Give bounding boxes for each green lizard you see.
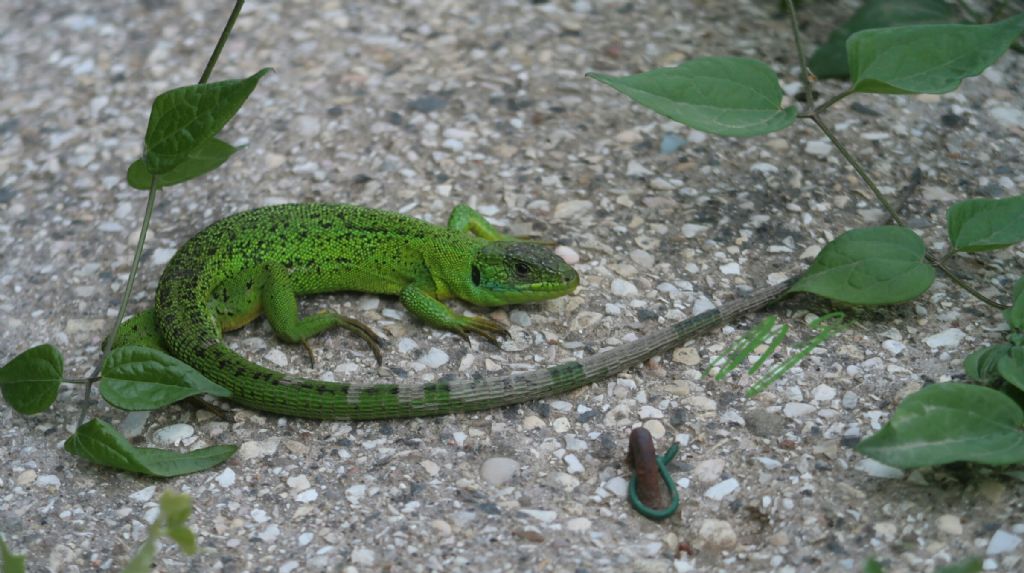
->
[115,203,793,420]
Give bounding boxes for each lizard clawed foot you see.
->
[454,316,510,348]
[338,318,385,366]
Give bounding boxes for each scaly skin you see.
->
[117,203,793,420]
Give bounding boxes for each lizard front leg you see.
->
[399,284,509,345]
[448,204,557,246]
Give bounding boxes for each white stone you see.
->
[152,248,177,265]
[397,337,418,353]
[129,486,156,503]
[520,509,558,523]
[718,262,741,275]
[259,524,280,543]
[611,279,639,297]
[523,415,546,430]
[755,457,781,469]
[604,476,629,498]
[681,224,709,238]
[215,468,236,487]
[238,438,281,460]
[783,402,816,418]
[287,475,311,490]
[550,400,573,413]
[986,530,1022,555]
[804,140,832,157]
[924,328,966,348]
[295,489,318,503]
[626,160,652,177]
[704,478,740,500]
[812,384,836,402]
[295,115,321,137]
[639,405,664,419]
[566,517,591,532]
[279,560,300,573]
[882,339,905,355]
[152,423,195,446]
[264,349,289,367]
[346,484,367,504]
[298,532,314,546]
[351,548,376,565]
[989,105,1024,129]
[698,519,738,550]
[693,459,726,484]
[552,417,571,433]
[420,348,449,368]
[555,245,580,265]
[553,200,593,219]
[481,457,520,486]
[855,459,904,479]
[750,162,778,174]
[937,514,963,535]
[564,454,584,474]
[643,420,666,439]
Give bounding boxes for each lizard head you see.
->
[465,241,579,306]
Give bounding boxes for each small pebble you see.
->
[520,509,558,523]
[604,477,629,498]
[351,548,376,566]
[611,279,639,297]
[566,517,591,532]
[783,402,816,418]
[563,454,584,474]
[882,339,905,355]
[693,458,725,484]
[924,328,966,348]
[936,514,963,535]
[698,519,738,550]
[216,468,236,488]
[129,486,156,503]
[986,530,1021,555]
[855,459,904,479]
[259,524,281,543]
[152,423,195,446]
[420,348,449,368]
[481,457,520,486]
[804,140,832,157]
[704,478,739,500]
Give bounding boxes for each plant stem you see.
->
[783,0,815,111]
[78,177,159,427]
[809,115,1008,310]
[199,0,245,85]
[77,0,247,427]
[809,115,906,225]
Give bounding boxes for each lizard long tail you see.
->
[159,271,796,420]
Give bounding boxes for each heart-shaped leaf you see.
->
[588,57,796,137]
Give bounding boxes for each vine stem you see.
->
[199,0,245,84]
[781,1,1009,311]
[77,0,247,428]
[784,0,814,112]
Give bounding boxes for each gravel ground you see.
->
[2,1,1024,572]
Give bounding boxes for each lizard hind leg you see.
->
[257,263,384,366]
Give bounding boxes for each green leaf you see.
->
[1005,276,1024,330]
[789,227,935,305]
[998,348,1024,393]
[143,68,270,175]
[935,557,982,573]
[856,383,1024,468]
[160,491,197,555]
[1,533,25,573]
[809,0,955,79]
[848,14,1024,94]
[947,196,1024,252]
[100,345,230,411]
[963,344,1011,384]
[588,57,797,137]
[128,138,237,190]
[121,539,157,573]
[64,419,237,477]
[863,558,885,573]
[0,344,63,415]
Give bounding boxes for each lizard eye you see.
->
[513,262,530,277]
[471,265,481,286]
